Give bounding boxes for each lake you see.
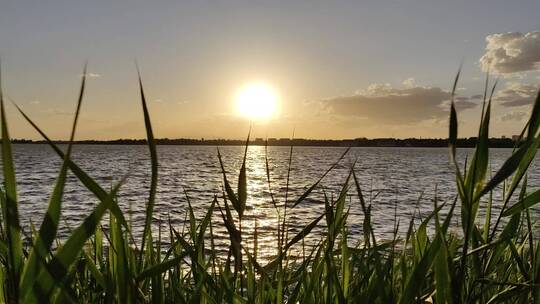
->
[6,144,536,260]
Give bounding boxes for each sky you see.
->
[0,0,539,140]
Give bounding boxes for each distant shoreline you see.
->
[10,137,519,148]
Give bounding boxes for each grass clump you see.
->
[0,65,540,303]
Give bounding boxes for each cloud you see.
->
[480,31,540,74]
[81,72,101,78]
[402,78,417,88]
[494,82,539,107]
[500,111,527,122]
[322,84,478,124]
[29,100,40,105]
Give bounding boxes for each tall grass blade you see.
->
[217,148,241,215]
[0,61,23,300]
[12,104,130,231]
[528,90,540,139]
[502,189,540,216]
[292,147,350,208]
[136,67,159,269]
[478,140,532,199]
[20,63,87,296]
[29,177,126,301]
[237,130,250,218]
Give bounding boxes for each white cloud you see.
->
[29,100,40,105]
[402,78,417,88]
[480,31,540,74]
[81,72,101,78]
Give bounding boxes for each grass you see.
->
[0,65,540,303]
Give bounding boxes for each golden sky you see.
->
[1,1,539,140]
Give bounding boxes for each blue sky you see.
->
[1,0,539,139]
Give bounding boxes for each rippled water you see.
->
[5,144,540,261]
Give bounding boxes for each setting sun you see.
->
[235,82,279,120]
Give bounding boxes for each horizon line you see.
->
[9,136,521,148]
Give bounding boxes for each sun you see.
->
[235,82,279,120]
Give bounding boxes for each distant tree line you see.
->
[10,137,520,148]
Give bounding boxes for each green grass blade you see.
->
[502,189,540,217]
[196,198,215,252]
[20,63,87,296]
[292,147,350,208]
[0,62,23,300]
[216,198,242,273]
[264,139,279,212]
[433,198,453,304]
[137,253,188,281]
[217,148,241,216]
[477,140,532,199]
[82,250,106,289]
[465,81,496,195]
[237,130,250,218]
[136,68,159,268]
[12,103,130,231]
[528,90,540,139]
[400,223,444,303]
[283,212,325,252]
[29,177,126,301]
[448,68,461,159]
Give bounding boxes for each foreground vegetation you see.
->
[1,66,540,303]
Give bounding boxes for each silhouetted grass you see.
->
[1,65,540,303]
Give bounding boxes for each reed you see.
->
[1,65,540,303]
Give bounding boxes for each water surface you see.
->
[7,144,538,260]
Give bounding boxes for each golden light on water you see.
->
[235,82,279,120]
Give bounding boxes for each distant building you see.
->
[512,135,520,141]
[501,135,506,139]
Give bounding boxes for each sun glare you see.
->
[235,82,279,120]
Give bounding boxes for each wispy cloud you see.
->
[45,108,72,116]
[494,82,539,107]
[500,111,527,122]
